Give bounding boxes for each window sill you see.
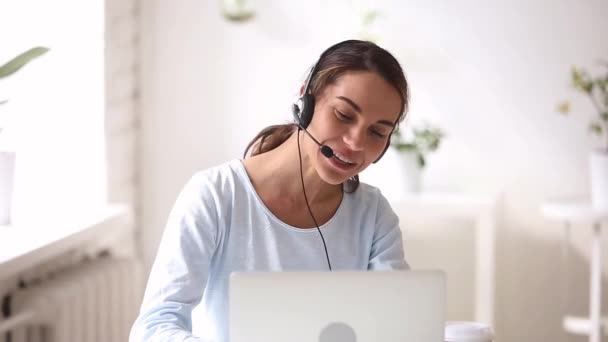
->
[0,204,134,282]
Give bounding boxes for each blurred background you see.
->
[1,0,607,341]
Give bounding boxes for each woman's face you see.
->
[305,70,403,185]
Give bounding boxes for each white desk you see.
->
[390,192,498,328]
[541,200,608,342]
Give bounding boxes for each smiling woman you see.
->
[130,40,411,342]
[0,0,106,224]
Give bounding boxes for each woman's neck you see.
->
[243,132,342,207]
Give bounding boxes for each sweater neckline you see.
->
[231,159,346,233]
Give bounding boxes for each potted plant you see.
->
[391,122,444,192]
[0,46,49,225]
[557,61,608,210]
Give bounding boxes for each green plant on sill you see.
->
[391,123,445,168]
[0,46,49,134]
[556,61,608,152]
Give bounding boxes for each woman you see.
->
[130,39,410,342]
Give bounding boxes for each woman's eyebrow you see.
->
[336,96,394,127]
[375,119,395,128]
[336,96,362,113]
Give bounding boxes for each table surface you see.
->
[541,199,608,223]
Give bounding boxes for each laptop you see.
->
[229,270,446,342]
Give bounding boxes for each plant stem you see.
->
[603,117,608,152]
[605,122,608,152]
[588,92,608,151]
[588,91,603,114]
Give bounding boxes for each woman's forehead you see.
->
[322,71,402,119]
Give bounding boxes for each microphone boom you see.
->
[296,124,335,159]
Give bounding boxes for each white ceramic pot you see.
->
[398,151,422,193]
[590,150,608,210]
[444,321,494,342]
[0,151,15,225]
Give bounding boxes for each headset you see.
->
[290,42,400,271]
[291,50,395,164]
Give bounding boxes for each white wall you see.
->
[139,1,608,341]
[105,0,140,207]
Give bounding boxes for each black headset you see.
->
[291,42,401,271]
[291,46,396,164]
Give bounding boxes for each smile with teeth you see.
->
[333,152,355,165]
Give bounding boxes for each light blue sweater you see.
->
[130,159,409,342]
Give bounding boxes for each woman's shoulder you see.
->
[192,159,242,179]
[184,159,247,195]
[349,181,383,201]
[191,158,249,182]
[346,181,393,213]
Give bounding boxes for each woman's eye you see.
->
[335,110,352,121]
[370,129,387,138]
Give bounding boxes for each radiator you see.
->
[1,257,144,342]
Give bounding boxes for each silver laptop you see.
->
[229,270,446,342]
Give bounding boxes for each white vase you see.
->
[398,152,422,193]
[590,150,608,210]
[0,151,16,225]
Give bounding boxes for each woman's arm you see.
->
[130,173,219,341]
[368,193,410,270]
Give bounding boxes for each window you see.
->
[1,0,106,224]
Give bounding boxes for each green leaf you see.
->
[413,126,444,152]
[571,66,594,94]
[392,123,444,164]
[589,121,603,136]
[556,101,570,114]
[0,47,49,79]
[428,138,441,151]
[417,153,425,168]
[394,143,417,151]
[597,78,607,93]
[600,112,608,122]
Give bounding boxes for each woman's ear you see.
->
[299,83,306,96]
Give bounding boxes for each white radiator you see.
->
[1,257,144,342]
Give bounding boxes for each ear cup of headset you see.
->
[297,94,315,128]
[291,102,302,123]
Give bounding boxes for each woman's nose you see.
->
[343,127,366,151]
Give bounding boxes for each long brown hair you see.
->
[243,40,410,192]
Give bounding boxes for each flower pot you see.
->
[590,150,608,210]
[0,151,15,225]
[398,151,422,193]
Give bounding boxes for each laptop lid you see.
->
[229,270,446,342]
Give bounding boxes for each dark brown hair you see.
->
[243,40,410,192]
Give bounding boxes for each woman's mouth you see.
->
[333,151,355,165]
[326,150,358,172]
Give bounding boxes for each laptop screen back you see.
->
[229,270,446,342]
